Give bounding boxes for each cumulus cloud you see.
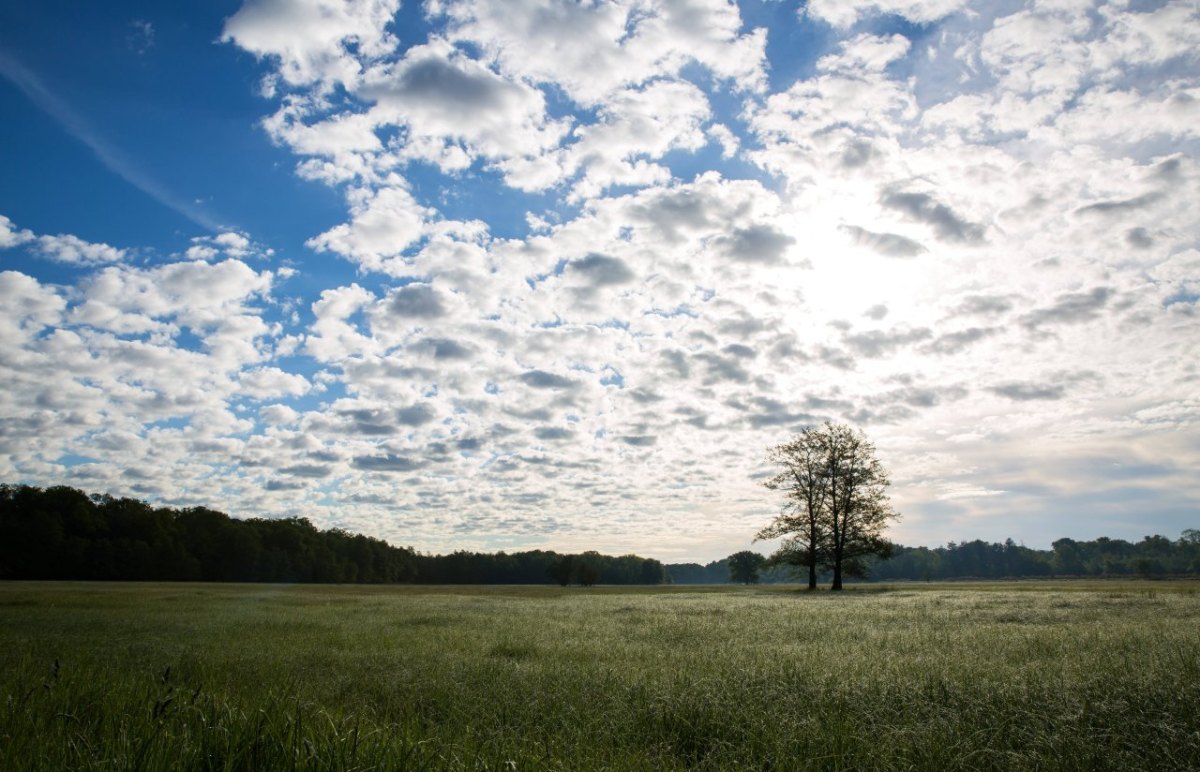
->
[0,216,126,265]
[0,215,35,249]
[306,186,431,270]
[221,0,401,89]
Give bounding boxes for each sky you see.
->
[0,0,1197,563]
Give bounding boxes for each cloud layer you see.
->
[3,0,1199,560]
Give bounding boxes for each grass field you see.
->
[2,581,1198,770]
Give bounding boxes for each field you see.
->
[2,581,1198,770]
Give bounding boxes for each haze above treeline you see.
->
[2,484,1197,584]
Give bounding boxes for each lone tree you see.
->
[727,550,767,584]
[758,422,898,591]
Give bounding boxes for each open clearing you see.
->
[2,581,1198,770]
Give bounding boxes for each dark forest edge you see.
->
[2,484,1198,584]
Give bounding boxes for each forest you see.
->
[0,484,666,585]
[1,484,1197,584]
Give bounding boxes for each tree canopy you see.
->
[727,550,767,584]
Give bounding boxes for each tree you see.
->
[548,554,575,586]
[727,550,766,584]
[758,422,898,591]
[757,430,831,590]
[821,423,897,590]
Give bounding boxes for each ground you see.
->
[2,581,1198,769]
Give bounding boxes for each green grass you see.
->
[2,581,1199,770]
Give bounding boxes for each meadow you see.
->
[1,581,1198,770]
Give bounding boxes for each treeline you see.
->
[416,550,668,585]
[0,485,667,585]
[869,535,1200,581]
[669,533,1200,584]
[0,485,418,583]
[666,558,792,584]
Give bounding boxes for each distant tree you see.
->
[757,422,898,591]
[548,555,575,586]
[758,429,832,590]
[576,560,599,587]
[727,550,767,584]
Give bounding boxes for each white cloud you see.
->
[0,215,127,265]
[0,215,35,249]
[361,39,568,172]
[306,185,433,271]
[35,234,126,265]
[221,0,402,89]
[434,0,767,106]
[806,0,967,29]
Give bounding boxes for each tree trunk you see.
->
[831,542,844,590]
[807,560,817,590]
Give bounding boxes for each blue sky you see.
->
[1,0,1198,562]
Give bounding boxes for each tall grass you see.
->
[2,581,1198,769]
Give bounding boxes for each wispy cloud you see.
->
[0,52,221,231]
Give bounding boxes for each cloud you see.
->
[360,39,567,171]
[1019,287,1113,330]
[880,190,985,244]
[921,327,999,355]
[841,224,926,258]
[988,382,1066,401]
[1075,192,1164,217]
[33,234,126,265]
[949,294,1014,318]
[385,284,447,319]
[0,216,125,265]
[306,186,431,271]
[351,454,425,472]
[534,426,575,441]
[844,327,933,358]
[806,0,966,29]
[127,20,155,55]
[712,224,796,264]
[221,0,401,89]
[569,254,635,287]
[239,367,310,399]
[0,215,35,249]
[187,231,272,261]
[519,370,577,390]
[396,403,437,426]
[281,463,333,478]
[434,0,767,106]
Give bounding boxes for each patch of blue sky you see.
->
[57,452,101,468]
[590,319,630,331]
[740,0,836,90]
[644,304,699,319]
[144,416,191,432]
[660,141,773,191]
[600,369,625,388]
[0,12,348,267]
[413,161,568,241]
